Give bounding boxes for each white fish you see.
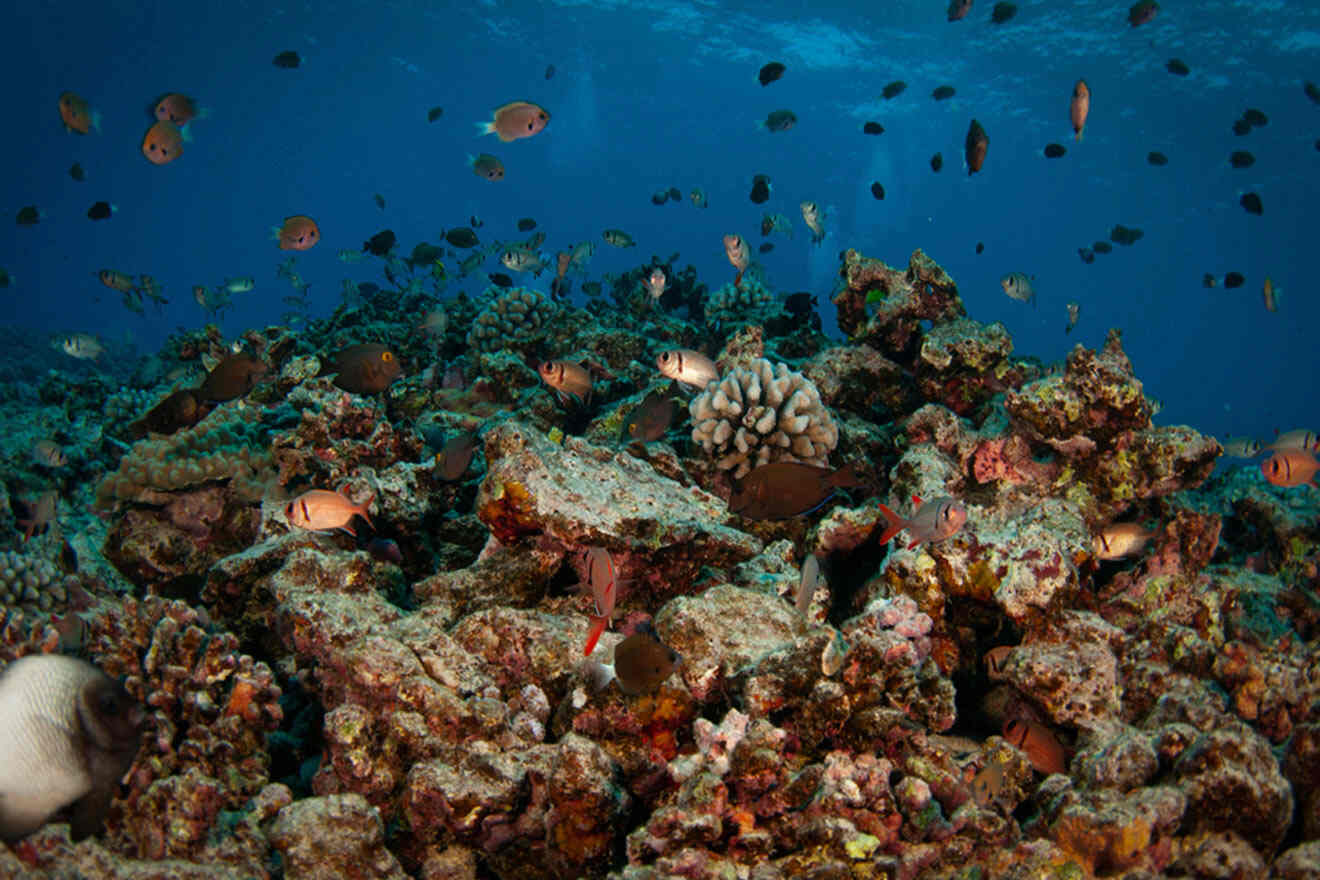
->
[0,655,143,841]
[1001,272,1036,307]
[795,553,822,616]
[57,333,103,360]
[801,201,825,244]
[500,247,545,275]
[656,349,718,391]
[645,268,667,300]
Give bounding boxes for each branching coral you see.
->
[0,549,80,611]
[95,409,272,507]
[466,286,555,353]
[704,276,782,330]
[690,358,839,478]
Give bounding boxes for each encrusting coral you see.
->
[689,357,839,478]
[704,276,782,330]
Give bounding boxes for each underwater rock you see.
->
[801,343,922,417]
[831,248,966,359]
[477,421,761,595]
[914,317,1026,416]
[269,793,409,879]
[1042,783,1186,876]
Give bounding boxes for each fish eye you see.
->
[381,352,394,362]
[98,691,122,715]
[284,502,295,516]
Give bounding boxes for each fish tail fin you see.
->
[829,461,864,489]
[90,110,102,134]
[358,492,376,529]
[180,125,194,143]
[583,660,616,692]
[583,615,609,656]
[475,121,495,137]
[876,502,907,546]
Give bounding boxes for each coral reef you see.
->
[689,357,840,478]
[465,286,555,353]
[704,276,782,330]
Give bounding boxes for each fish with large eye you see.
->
[274,215,319,251]
[1260,450,1319,488]
[285,487,375,536]
[656,349,718,391]
[318,344,402,394]
[0,655,144,841]
[141,121,185,165]
[538,360,592,406]
[876,495,967,548]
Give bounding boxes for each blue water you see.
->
[3,0,1316,443]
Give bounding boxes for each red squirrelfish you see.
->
[579,547,623,656]
[285,488,375,535]
[1260,449,1319,488]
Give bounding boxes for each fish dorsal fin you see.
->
[911,495,923,508]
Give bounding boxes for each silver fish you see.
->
[1000,272,1036,307]
[656,349,718,391]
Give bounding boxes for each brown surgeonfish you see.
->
[130,388,201,437]
[435,433,479,481]
[965,119,989,174]
[729,461,862,520]
[624,389,678,442]
[320,344,402,394]
[198,354,268,402]
[0,654,143,841]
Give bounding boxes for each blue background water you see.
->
[3,0,1316,446]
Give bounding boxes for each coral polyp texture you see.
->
[690,357,839,477]
[2,243,1316,880]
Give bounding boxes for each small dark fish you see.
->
[1315,139,1320,152]
[517,217,537,232]
[758,242,775,254]
[1127,0,1158,26]
[1165,58,1190,76]
[650,190,669,206]
[1078,247,1095,264]
[1147,151,1168,166]
[930,153,944,172]
[863,121,884,135]
[763,109,797,132]
[273,50,301,69]
[932,85,956,101]
[489,272,514,288]
[990,2,1017,23]
[749,174,772,204]
[1240,192,1263,216]
[1306,82,1320,106]
[544,64,556,80]
[407,242,443,269]
[366,538,403,564]
[16,206,41,226]
[0,268,10,287]
[87,201,114,220]
[470,215,484,228]
[436,433,479,480]
[1224,271,1245,289]
[624,390,678,442]
[445,227,480,248]
[199,353,268,402]
[1043,143,1066,158]
[320,343,402,394]
[1232,118,1252,136]
[374,193,385,210]
[975,242,984,254]
[1093,240,1113,254]
[881,81,906,99]
[427,105,444,122]
[1229,150,1255,168]
[965,119,989,174]
[729,462,863,521]
[758,61,786,86]
[870,182,885,200]
[667,186,681,201]
[69,162,85,181]
[1109,225,1143,245]
[363,229,396,256]
[612,622,680,695]
[1202,273,1217,288]
[1243,108,1268,127]
[947,0,973,21]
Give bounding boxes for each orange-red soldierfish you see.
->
[579,547,622,656]
[97,269,136,293]
[285,488,375,536]
[538,360,592,405]
[58,92,99,134]
[723,233,749,287]
[876,495,968,549]
[1070,80,1090,141]
[141,121,185,165]
[1003,718,1067,775]
[274,215,320,251]
[477,101,550,142]
[1261,449,1319,488]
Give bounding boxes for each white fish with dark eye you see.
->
[877,495,968,549]
[1222,436,1262,458]
[800,202,825,244]
[1001,272,1036,307]
[795,553,822,616]
[0,654,143,841]
[1065,301,1080,334]
[656,349,718,391]
[500,247,545,275]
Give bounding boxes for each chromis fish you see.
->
[656,349,718,391]
[285,487,375,536]
[876,495,968,548]
[477,101,550,142]
[690,188,708,208]
[435,433,479,481]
